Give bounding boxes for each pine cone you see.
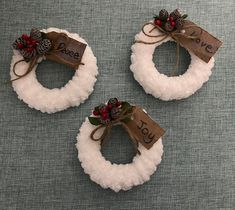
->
[36,39,52,55]
[175,18,185,30]
[170,9,181,20]
[164,22,174,32]
[110,107,121,119]
[108,98,118,106]
[159,9,169,20]
[12,37,26,50]
[98,104,106,112]
[30,28,42,41]
[20,48,37,61]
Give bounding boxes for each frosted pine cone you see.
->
[175,18,185,30]
[20,48,37,61]
[170,9,181,20]
[30,28,42,41]
[36,39,52,55]
[159,9,169,20]
[12,37,26,50]
[108,98,118,106]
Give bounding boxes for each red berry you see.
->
[116,101,122,107]
[93,110,99,116]
[26,40,32,46]
[107,104,113,110]
[21,34,30,40]
[154,19,162,26]
[102,112,108,117]
[171,21,176,27]
[17,43,24,49]
[102,114,108,120]
[100,108,107,114]
[31,40,38,46]
[169,16,174,21]
[26,48,33,53]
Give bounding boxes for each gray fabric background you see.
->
[0,0,234,209]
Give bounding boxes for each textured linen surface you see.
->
[0,0,234,210]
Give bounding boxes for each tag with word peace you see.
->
[44,31,87,69]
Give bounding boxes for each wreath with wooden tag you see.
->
[76,98,165,192]
[10,27,98,113]
[130,9,222,100]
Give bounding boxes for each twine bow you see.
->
[11,33,83,82]
[135,22,202,75]
[90,108,141,155]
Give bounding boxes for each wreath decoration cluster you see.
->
[76,98,164,192]
[10,27,98,113]
[130,9,215,101]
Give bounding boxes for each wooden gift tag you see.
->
[176,20,222,63]
[44,31,87,69]
[125,106,165,149]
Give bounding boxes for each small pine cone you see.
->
[20,48,37,61]
[159,9,169,20]
[100,118,110,125]
[170,9,181,20]
[36,39,52,55]
[175,18,185,30]
[164,22,174,32]
[98,103,106,111]
[30,28,42,41]
[110,107,121,119]
[94,105,100,113]
[12,37,26,50]
[108,98,118,106]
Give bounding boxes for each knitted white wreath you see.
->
[76,99,164,192]
[130,22,215,101]
[10,28,98,113]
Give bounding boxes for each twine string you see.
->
[90,109,141,155]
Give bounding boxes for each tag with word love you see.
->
[176,20,222,63]
[44,31,87,69]
[125,106,165,149]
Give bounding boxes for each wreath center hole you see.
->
[36,60,74,89]
[153,41,191,76]
[101,125,136,164]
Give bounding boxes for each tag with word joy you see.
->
[125,106,165,149]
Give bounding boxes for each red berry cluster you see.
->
[17,34,39,53]
[154,15,176,27]
[93,98,122,122]
[154,9,187,32]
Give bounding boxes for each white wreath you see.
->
[76,117,164,192]
[10,28,98,113]
[130,22,215,101]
